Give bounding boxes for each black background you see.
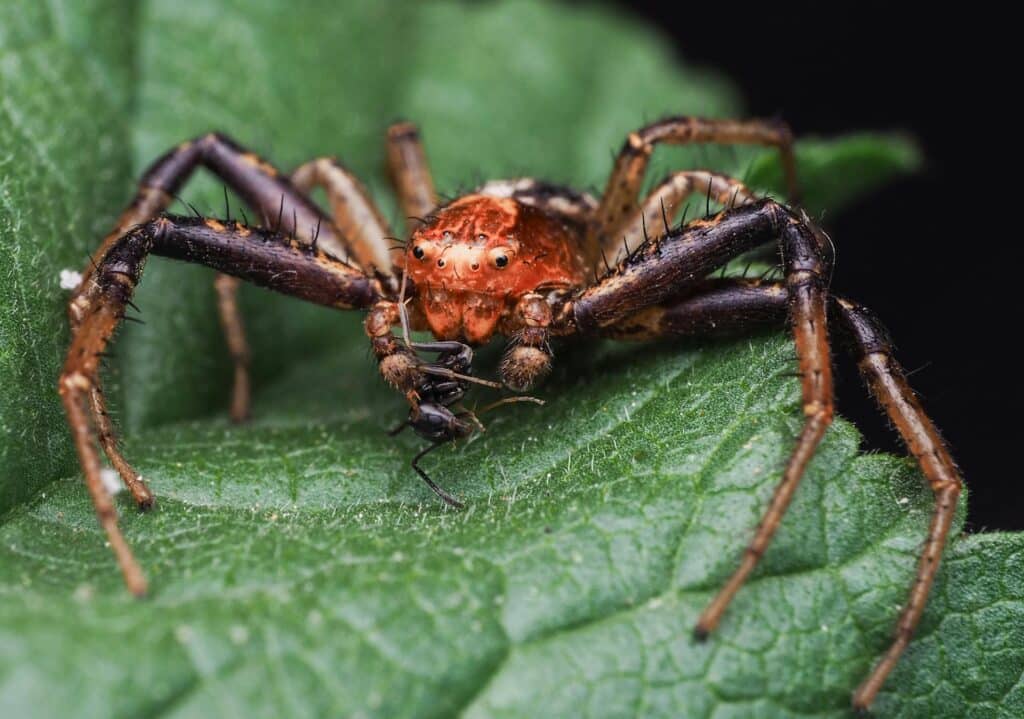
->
[588,2,1017,530]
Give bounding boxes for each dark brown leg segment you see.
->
[592,116,797,265]
[599,278,963,711]
[70,133,357,475]
[386,122,438,231]
[692,212,834,641]
[615,171,758,265]
[562,201,840,691]
[566,200,797,332]
[61,216,381,594]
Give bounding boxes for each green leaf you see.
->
[2,2,1018,718]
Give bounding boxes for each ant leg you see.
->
[591,116,796,268]
[599,279,963,712]
[386,122,438,231]
[411,443,464,508]
[613,171,758,265]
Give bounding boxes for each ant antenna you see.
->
[477,396,545,414]
[420,365,502,389]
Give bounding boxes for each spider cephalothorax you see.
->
[404,194,587,344]
[60,117,961,711]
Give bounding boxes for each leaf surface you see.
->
[1,2,1016,718]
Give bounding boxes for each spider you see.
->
[60,117,961,711]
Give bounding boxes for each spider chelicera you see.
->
[60,117,961,711]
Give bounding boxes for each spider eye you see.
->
[412,245,426,260]
[488,247,513,269]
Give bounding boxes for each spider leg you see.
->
[61,215,381,595]
[71,133,360,483]
[73,133,355,317]
[563,200,802,332]
[694,213,835,643]
[500,293,555,392]
[217,151,397,422]
[837,299,962,711]
[213,274,251,422]
[598,277,963,712]
[613,171,758,265]
[386,122,438,231]
[290,157,397,283]
[555,198,834,661]
[590,116,797,268]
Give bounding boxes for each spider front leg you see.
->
[554,197,843,684]
[615,171,758,264]
[590,116,797,267]
[600,278,963,711]
[62,215,381,594]
[71,132,377,487]
[211,148,399,421]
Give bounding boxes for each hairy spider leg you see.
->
[386,121,439,231]
[614,171,758,264]
[693,209,836,640]
[562,204,836,637]
[599,277,962,711]
[289,157,397,283]
[60,215,382,595]
[559,197,835,668]
[838,299,962,711]
[69,132,374,469]
[591,116,798,270]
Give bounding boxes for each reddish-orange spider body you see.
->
[404,194,587,344]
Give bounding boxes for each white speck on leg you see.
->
[59,269,83,290]
[100,468,124,495]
